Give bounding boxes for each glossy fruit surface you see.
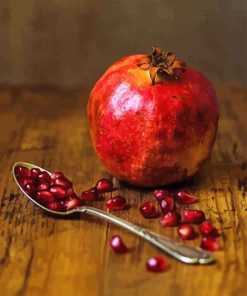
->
[139,201,158,218]
[146,255,167,272]
[160,211,181,227]
[81,187,101,200]
[154,189,169,201]
[200,237,220,251]
[183,210,205,224]
[178,224,197,240]
[109,235,128,254]
[88,47,219,187]
[176,191,197,204]
[96,179,114,192]
[106,195,127,210]
[159,197,175,215]
[199,221,219,238]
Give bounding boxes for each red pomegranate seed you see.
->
[183,210,205,224]
[178,224,197,240]
[66,188,78,198]
[159,197,175,215]
[54,177,72,189]
[109,235,128,254]
[20,177,34,187]
[139,201,158,218]
[15,166,31,178]
[46,201,65,212]
[36,191,54,204]
[80,187,101,200]
[160,211,181,227]
[176,191,197,204]
[96,178,114,193]
[37,172,51,184]
[24,184,37,196]
[38,182,50,191]
[199,221,219,238]
[30,168,41,179]
[146,255,167,272]
[200,237,220,252]
[154,189,169,201]
[106,195,127,210]
[51,171,64,180]
[64,197,81,210]
[50,186,67,199]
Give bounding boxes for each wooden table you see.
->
[0,84,246,296]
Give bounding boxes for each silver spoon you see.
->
[12,161,215,265]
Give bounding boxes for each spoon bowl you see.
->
[12,161,215,265]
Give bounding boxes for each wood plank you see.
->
[0,84,246,296]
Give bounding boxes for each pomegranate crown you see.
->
[138,46,186,85]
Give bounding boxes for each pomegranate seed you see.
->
[51,171,64,180]
[64,197,81,210]
[178,224,197,240]
[24,184,37,196]
[183,210,205,224]
[81,187,101,200]
[66,188,78,198]
[160,211,181,227]
[139,201,158,218]
[20,177,34,187]
[199,221,219,238]
[146,256,167,272]
[154,189,169,201]
[46,201,64,212]
[176,191,197,204]
[106,195,127,210]
[96,178,114,192]
[37,171,51,184]
[54,177,72,189]
[109,235,128,254]
[36,191,54,204]
[30,168,41,179]
[15,166,31,178]
[50,186,67,199]
[38,182,50,191]
[159,197,175,215]
[200,237,220,252]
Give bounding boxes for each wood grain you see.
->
[0,84,246,296]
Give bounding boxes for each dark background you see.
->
[0,0,246,89]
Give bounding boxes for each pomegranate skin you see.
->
[88,53,219,187]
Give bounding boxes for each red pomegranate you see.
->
[87,47,219,187]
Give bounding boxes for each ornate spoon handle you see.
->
[78,206,214,264]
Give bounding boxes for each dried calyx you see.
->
[138,47,186,85]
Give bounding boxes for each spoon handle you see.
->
[79,206,214,264]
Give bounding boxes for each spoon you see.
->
[12,161,214,265]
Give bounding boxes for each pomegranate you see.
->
[200,237,220,252]
[96,178,114,193]
[139,201,158,218]
[159,197,175,215]
[80,187,101,200]
[109,235,128,254]
[183,210,205,224]
[88,47,219,187]
[146,255,167,272]
[178,224,197,240]
[106,195,127,210]
[199,221,219,238]
[153,189,169,201]
[160,211,181,227]
[175,191,197,204]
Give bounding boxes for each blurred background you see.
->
[0,0,246,89]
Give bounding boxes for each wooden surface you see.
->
[0,84,246,296]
